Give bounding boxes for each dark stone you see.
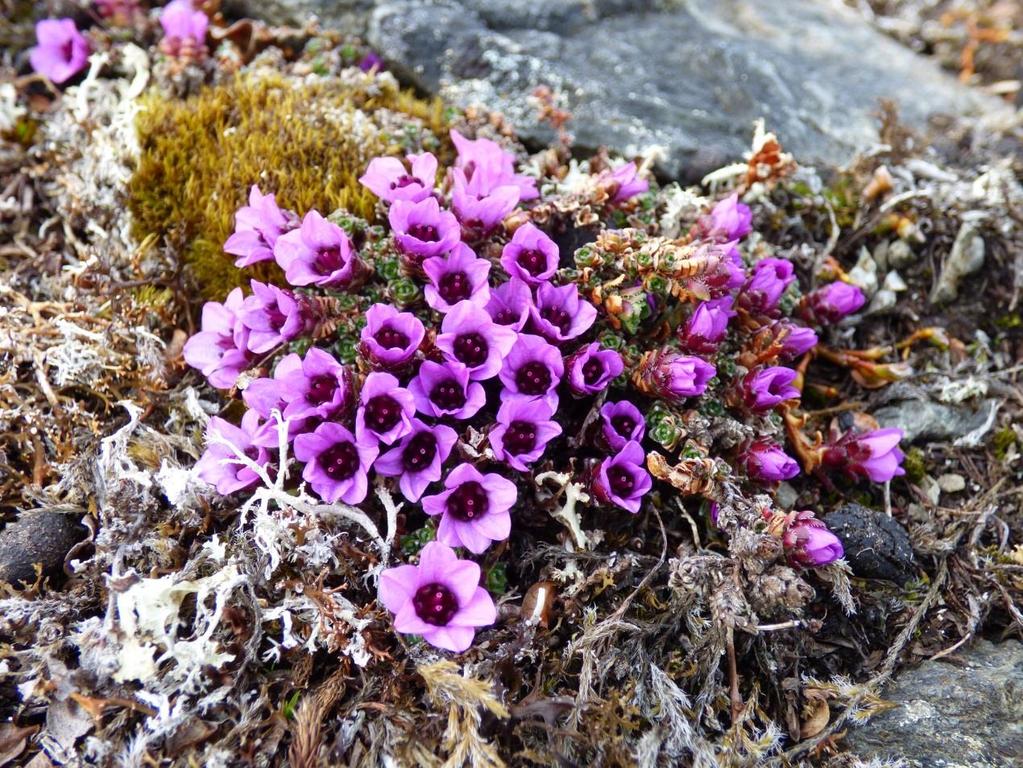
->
[0,511,87,587]
[366,0,1005,181]
[844,640,1023,768]
[823,503,915,584]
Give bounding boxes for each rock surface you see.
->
[823,503,915,583]
[361,0,1006,180]
[874,397,999,446]
[0,511,86,586]
[844,640,1023,767]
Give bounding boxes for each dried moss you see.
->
[128,71,448,298]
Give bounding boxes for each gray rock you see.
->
[874,397,999,446]
[844,639,1023,767]
[0,511,86,586]
[930,221,986,305]
[823,503,915,583]
[366,0,1006,180]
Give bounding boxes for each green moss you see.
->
[902,447,926,484]
[992,427,1017,460]
[128,72,448,299]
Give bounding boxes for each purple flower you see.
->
[529,282,598,343]
[823,427,905,484]
[777,322,819,360]
[29,19,89,85]
[592,441,652,514]
[408,360,486,420]
[740,440,800,483]
[423,243,491,313]
[450,168,519,235]
[159,0,208,57]
[704,193,752,241]
[498,333,564,406]
[273,210,361,289]
[500,223,559,285]
[182,288,252,389]
[374,419,458,502]
[359,152,437,203]
[802,282,866,325]
[450,129,538,202]
[742,258,795,313]
[678,296,735,354]
[294,422,377,504]
[95,0,140,24]
[600,162,649,203]
[355,371,416,446]
[741,366,800,412]
[422,464,516,554]
[783,512,844,568]
[566,343,624,396]
[359,303,426,368]
[224,185,298,268]
[599,401,645,452]
[485,277,532,331]
[489,396,562,472]
[388,197,461,266]
[237,281,306,354]
[639,351,716,401]
[378,541,497,652]
[195,411,270,494]
[244,348,351,424]
[358,50,384,72]
[436,301,517,381]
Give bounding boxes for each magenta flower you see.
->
[566,343,624,396]
[498,334,564,406]
[388,197,461,266]
[742,258,795,313]
[159,0,208,57]
[195,411,270,494]
[783,512,844,568]
[436,301,517,381]
[273,210,361,289]
[678,296,735,354]
[378,541,497,652]
[592,441,652,514]
[500,223,559,285]
[489,396,562,471]
[237,281,306,354]
[823,427,905,483]
[450,168,519,235]
[639,351,716,401]
[244,348,351,424]
[529,282,598,343]
[183,288,252,389]
[600,162,649,203]
[741,366,800,412]
[703,193,752,241]
[359,152,437,203]
[740,440,800,483]
[421,464,516,554]
[777,322,819,360]
[802,282,866,325]
[374,419,458,502]
[294,422,377,504]
[359,51,384,72]
[359,303,426,368]
[485,277,532,331]
[29,19,89,85]
[224,185,298,268]
[423,243,491,313]
[408,360,486,420]
[355,371,416,446]
[599,401,645,452]
[450,129,538,201]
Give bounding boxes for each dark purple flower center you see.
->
[307,374,338,405]
[430,378,466,411]
[582,358,605,386]
[503,420,537,456]
[438,271,472,305]
[611,415,636,439]
[766,377,787,396]
[607,466,635,498]
[375,325,410,350]
[390,174,422,190]
[445,480,489,521]
[243,445,261,462]
[364,394,402,433]
[493,307,519,326]
[61,39,75,63]
[402,431,437,473]
[413,582,458,626]
[515,361,552,395]
[517,249,548,277]
[267,305,287,331]
[319,441,360,481]
[540,305,571,335]
[452,333,488,368]
[314,246,347,275]
[408,224,439,242]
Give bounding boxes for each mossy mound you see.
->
[128,70,448,298]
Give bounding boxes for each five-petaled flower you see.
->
[566,343,624,396]
[225,185,298,268]
[498,333,564,407]
[599,401,645,452]
[423,243,491,313]
[273,210,361,289]
[592,441,652,513]
[195,411,271,494]
[359,152,438,203]
[374,419,458,502]
[436,301,517,381]
[422,463,516,554]
[741,366,800,412]
[30,19,89,85]
[388,197,461,266]
[408,360,486,420]
[529,282,598,343]
[355,372,417,446]
[360,303,426,369]
[294,422,378,504]
[489,396,562,471]
[500,223,559,285]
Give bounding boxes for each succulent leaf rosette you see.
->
[185,129,904,652]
